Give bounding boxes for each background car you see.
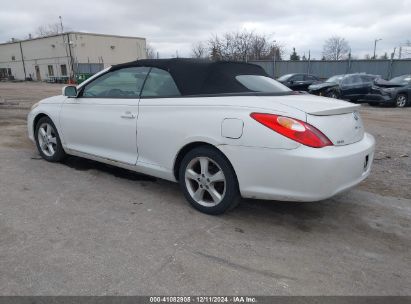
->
[277,73,320,91]
[308,73,380,102]
[365,74,411,108]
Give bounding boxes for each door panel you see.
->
[59,67,150,165]
[341,75,362,99]
[60,98,139,165]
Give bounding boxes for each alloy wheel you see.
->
[37,122,57,157]
[396,95,407,108]
[184,157,226,207]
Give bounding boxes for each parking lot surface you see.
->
[0,82,410,295]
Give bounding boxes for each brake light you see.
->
[250,113,333,148]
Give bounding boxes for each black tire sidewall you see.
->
[35,117,66,162]
[178,146,240,215]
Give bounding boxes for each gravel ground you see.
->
[0,81,410,295]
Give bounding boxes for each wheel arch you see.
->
[173,141,239,183]
[33,113,50,132]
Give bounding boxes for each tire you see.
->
[326,90,340,99]
[178,146,240,215]
[395,94,408,108]
[35,116,66,162]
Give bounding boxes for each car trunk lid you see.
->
[263,94,364,146]
[306,112,364,146]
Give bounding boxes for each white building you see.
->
[0,32,146,81]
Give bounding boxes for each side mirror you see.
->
[62,85,77,97]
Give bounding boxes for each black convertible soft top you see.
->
[111,58,270,96]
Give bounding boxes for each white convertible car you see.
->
[28,59,375,214]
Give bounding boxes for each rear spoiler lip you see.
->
[305,104,361,116]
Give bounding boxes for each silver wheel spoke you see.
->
[199,158,209,175]
[40,128,47,137]
[185,168,200,181]
[209,170,224,183]
[46,124,52,136]
[47,144,55,155]
[207,186,222,203]
[49,137,57,144]
[193,188,205,201]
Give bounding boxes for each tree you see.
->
[146,44,156,59]
[196,30,283,61]
[364,54,371,59]
[35,23,62,37]
[322,36,350,60]
[379,52,388,60]
[290,48,300,61]
[191,42,208,58]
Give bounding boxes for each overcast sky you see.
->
[1,0,410,59]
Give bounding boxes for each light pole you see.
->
[373,38,382,59]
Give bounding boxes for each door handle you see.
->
[121,111,136,119]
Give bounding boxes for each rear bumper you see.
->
[219,133,375,201]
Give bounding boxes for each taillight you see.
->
[250,113,333,148]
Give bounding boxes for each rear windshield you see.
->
[277,74,294,81]
[389,75,411,84]
[236,75,292,93]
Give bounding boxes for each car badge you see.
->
[353,112,359,121]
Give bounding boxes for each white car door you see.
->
[60,67,150,165]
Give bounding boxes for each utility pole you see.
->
[272,40,277,78]
[59,15,64,33]
[59,16,75,82]
[373,38,382,59]
[307,50,311,74]
[19,41,27,80]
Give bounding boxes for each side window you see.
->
[291,74,304,81]
[141,68,181,97]
[361,75,374,84]
[305,75,318,81]
[342,76,361,85]
[352,75,363,84]
[82,67,150,98]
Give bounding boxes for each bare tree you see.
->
[203,30,283,61]
[322,36,350,60]
[35,23,63,37]
[191,42,208,58]
[146,44,156,59]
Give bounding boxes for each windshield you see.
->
[236,75,292,93]
[277,74,294,81]
[389,75,411,84]
[326,75,344,83]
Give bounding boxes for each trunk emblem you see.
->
[353,112,359,121]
